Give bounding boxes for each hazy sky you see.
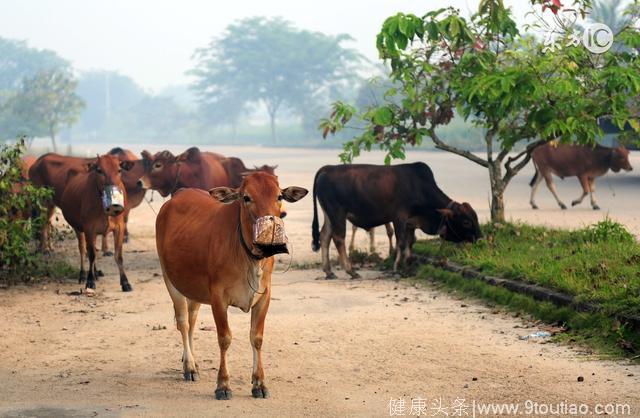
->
[0,1,527,92]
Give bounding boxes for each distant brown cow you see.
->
[156,172,307,399]
[140,147,229,196]
[60,154,134,292]
[219,157,277,188]
[530,143,633,210]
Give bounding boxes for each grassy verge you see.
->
[413,219,640,318]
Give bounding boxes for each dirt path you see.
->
[1,231,639,417]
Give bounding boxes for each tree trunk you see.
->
[49,126,57,152]
[488,161,506,223]
[269,110,277,145]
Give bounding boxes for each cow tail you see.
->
[311,169,321,252]
[529,168,538,187]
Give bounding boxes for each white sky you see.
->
[0,1,528,92]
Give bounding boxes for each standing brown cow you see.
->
[140,147,229,196]
[530,143,633,210]
[60,154,134,292]
[156,172,307,399]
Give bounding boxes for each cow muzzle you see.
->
[102,185,125,216]
[253,215,289,256]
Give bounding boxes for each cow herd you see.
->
[13,141,633,399]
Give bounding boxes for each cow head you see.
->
[610,146,633,173]
[140,150,178,197]
[437,202,482,243]
[108,148,147,194]
[209,172,308,258]
[87,154,132,217]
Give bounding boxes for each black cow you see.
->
[311,162,481,279]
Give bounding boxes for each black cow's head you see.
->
[437,202,482,243]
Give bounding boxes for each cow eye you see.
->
[243,195,251,203]
[96,167,103,174]
[277,195,283,201]
[153,162,162,169]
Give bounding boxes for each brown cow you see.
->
[156,172,307,399]
[219,157,277,188]
[140,147,228,197]
[530,143,633,210]
[60,154,134,292]
[28,151,146,254]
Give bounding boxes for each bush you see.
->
[0,138,53,282]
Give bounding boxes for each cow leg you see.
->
[333,232,359,279]
[404,226,416,264]
[124,213,130,243]
[40,204,55,254]
[320,212,335,279]
[212,297,233,400]
[348,224,357,253]
[85,231,97,290]
[392,221,408,271]
[542,173,567,210]
[114,224,132,292]
[588,178,600,210]
[187,300,201,372]
[75,230,86,283]
[164,276,198,381]
[385,223,395,257]
[529,170,544,209]
[101,233,113,257]
[368,228,376,254]
[250,289,271,398]
[571,175,590,207]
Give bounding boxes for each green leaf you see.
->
[372,107,394,126]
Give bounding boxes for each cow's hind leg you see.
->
[571,175,590,207]
[530,170,544,209]
[114,224,132,292]
[542,173,567,210]
[75,230,86,283]
[392,220,409,271]
[250,288,271,398]
[187,300,201,372]
[333,229,359,279]
[348,224,357,253]
[39,204,55,253]
[320,211,335,279]
[385,223,395,257]
[164,276,198,381]
[212,294,233,400]
[101,233,113,257]
[368,228,376,254]
[588,178,599,210]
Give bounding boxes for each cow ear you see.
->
[281,186,308,203]
[209,187,240,204]
[120,160,134,171]
[437,208,454,218]
[141,150,152,161]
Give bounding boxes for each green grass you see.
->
[412,265,640,360]
[413,219,640,319]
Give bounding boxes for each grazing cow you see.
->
[530,143,633,210]
[156,172,307,399]
[312,163,481,279]
[60,154,134,292]
[140,147,228,197]
[349,223,395,256]
[29,151,146,254]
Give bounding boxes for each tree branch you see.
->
[503,138,548,183]
[429,128,489,168]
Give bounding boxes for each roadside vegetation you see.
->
[0,139,74,285]
[411,220,640,358]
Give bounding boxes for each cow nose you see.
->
[136,179,144,188]
[280,211,287,219]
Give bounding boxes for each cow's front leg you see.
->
[212,297,232,400]
[392,221,408,271]
[84,231,97,290]
[348,224,357,253]
[75,230,86,283]
[571,175,590,207]
[588,178,600,210]
[113,223,133,292]
[368,228,376,254]
[250,288,271,398]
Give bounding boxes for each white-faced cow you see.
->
[155,172,307,400]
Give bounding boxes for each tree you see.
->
[191,16,364,143]
[0,37,68,91]
[9,69,84,151]
[321,0,640,222]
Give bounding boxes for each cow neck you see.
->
[237,207,264,261]
[168,163,182,196]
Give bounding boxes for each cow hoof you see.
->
[102,251,114,257]
[121,283,133,292]
[215,388,233,400]
[183,371,199,382]
[349,272,361,279]
[531,204,538,210]
[325,272,337,280]
[252,386,269,399]
[78,271,85,284]
[96,270,105,278]
[593,205,600,210]
[559,203,567,210]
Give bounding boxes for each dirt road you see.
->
[1,146,639,417]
